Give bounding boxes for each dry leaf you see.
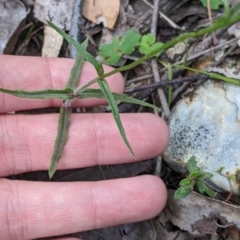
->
[82,0,120,29]
[42,25,63,57]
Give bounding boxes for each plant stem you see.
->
[73,77,99,96]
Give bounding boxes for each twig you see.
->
[126,73,153,85]
[207,0,218,45]
[142,0,184,30]
[151,60,171,119]
[150,0,171,119]
[124,74,205,94]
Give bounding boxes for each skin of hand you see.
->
[0,55,169,240]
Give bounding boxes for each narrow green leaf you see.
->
[77,88,160,111]
[65,40,88,90]
[165,61,240,86]
[97,79,135,157]
[203,186,215,198]
[111,92,160,111]
[49,106,71,179]
[0,88,73,99]
[47,20,104,76]
[197,181,215,197]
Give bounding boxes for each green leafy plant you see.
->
[0,3,240,179]
[174,156,215,199]
[139,34,163,57]
[98,29,141,65]
[200,0,222,10]
[98,30,163,65]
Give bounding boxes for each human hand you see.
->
[0,55,169,240]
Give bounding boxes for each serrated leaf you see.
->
[190,171,202,178]
[200,0,222,10]
[78,88,160,111]
[179,178,192,186]
[98,29,140,65]
[47,20,103,76]
[49,106,71,179]
[65,40,87,90]
[141,34,155,46]
[98,38,122,65]
[97,79,135,157]
[188,156,200,173]
[198,172,213,180]
[139,34,163,57]
[174,185,193,199]
[0,88,73,100]
[119,29,141,55]
[139,34,155,55]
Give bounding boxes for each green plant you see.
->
[174,156,215,199]
[200,0,222,10]
[0,2,240,179]
[98,30,163,65]
[216,167,236,201]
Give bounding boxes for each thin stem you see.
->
[73,77,99,96]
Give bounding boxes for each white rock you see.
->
[164,80,240,194]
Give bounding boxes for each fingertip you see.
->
[129,175,167,220]
[95,175,167,227]
[148,113,170,154]
[129,113,169,158]
[141,175,167,216]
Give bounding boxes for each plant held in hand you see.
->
[0,2,240,178]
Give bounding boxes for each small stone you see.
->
[164,80,240,195]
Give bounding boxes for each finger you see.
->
[0,113,169,177]
[0,175,167,240]
[0,55,124,112]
